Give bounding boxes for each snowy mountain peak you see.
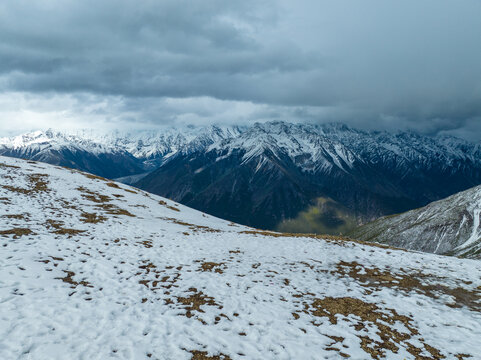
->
[207,122,364,172]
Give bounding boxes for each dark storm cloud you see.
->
[0,0,481,139]
[0,0,306,95]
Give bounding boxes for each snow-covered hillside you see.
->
[349,184,481,259]
[1,156,480,359]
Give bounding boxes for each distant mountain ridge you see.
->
[136,121,481,230]
[2,121,481,231]
[349,184,481,259]
[0,129,143,179]
[0,125,242,178]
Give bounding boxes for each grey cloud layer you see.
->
[0,0,481,139]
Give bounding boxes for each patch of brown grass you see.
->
[77,187,112,203]
[2,214,27,219]
[135,262,182,292]
[160,217,221,233]
[106,182,120,188]
[137,239,153,248]
[132,204,148,208]
[0,162,20,169]
[0,228,33,238]
[239,230,402,251]
[176,288,221,318]
[76,187,135,217]
[80,212,107,224]
[199,262,225,274]
[240,229,347,241]
[2,173,49,195]
[28,174,49,192]
[84,173,109,182]
[97,203,135,217]
[190,351,231,360]
[56,270,93,288]
[323,335,351,360]
[335,261,481,312]
[46,219,85,236]
[310,296,444,359]
[2,185,30,195]
[455,354,473,359]
[139,262,157,275]
[158,199,181,211]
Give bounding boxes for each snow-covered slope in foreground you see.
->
[1,156,480,360]
[349,185,481,259]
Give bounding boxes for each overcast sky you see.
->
[1,0,481,140]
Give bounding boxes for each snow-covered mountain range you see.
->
[349,184,481,259]
[2,122,481,232]
[1,156,480,359]
[3,122,479,176]
[0,126,242,177]
[135,122,481,231]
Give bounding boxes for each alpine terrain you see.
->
[2,122,481,234]
[0,126,242,179]
[135,122,481,232]
[0,129,144,179]
[349,184,481,259]
[1,156,481,359]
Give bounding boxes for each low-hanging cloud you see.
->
[0,0,480,140]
